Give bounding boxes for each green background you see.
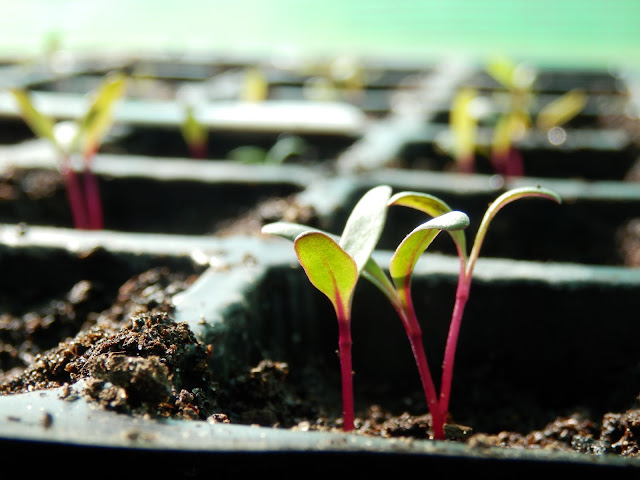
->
[1,0,639,67]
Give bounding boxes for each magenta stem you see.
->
[189,141,208,159]
[438,272,471,417]
[62,169,90,230]
[337,317,355,432]
[82,170,104,230]
[505,147,524,177]
[400,289,446,440]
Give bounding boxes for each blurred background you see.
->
[1,0,639,68]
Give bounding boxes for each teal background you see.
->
[1,0,639,67]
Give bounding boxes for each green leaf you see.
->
[10,89,61,150]
[261,221,322,242]
[294,231,358,320]
[536,89,587,130]
[388,191,468,260]
[390,211,470,295]
[485,56,518,90]
[264,135,307,164]
[181,105,208,149]
[451,88,478,162]
[75,72,126,155]
[242,67,268,102]
[339,185,392,273]
[468,186,562,275]
[262,220,400,311]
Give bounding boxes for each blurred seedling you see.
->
[10,72,126,229]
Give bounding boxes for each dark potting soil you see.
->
[1,263,639,458]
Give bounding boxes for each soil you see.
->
[1,262,639,459]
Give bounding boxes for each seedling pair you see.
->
[10,73,126,229]
[263,184,560,439]
[450,57,586,176]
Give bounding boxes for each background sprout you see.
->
[450,87,479,173]
[241,67,269,102]
[229,135,308,165]
[536,88,588,137]
[262,185,392,432]
[10,72,126,229]
[484,57,587,176]
[485,56,533,176]
[181,105,208,159]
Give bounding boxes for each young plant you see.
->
[262,187,471,438]
[485,57,534,176]
[450,87,479,173]
[181,105,208,159]
[389,185,561,437]
[484,57,587,176]
[10,72,126,229]
[241,67,269,102]
[262,185,392,431]
[229,135,308,165]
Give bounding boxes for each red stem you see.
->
[337,317,355,432]
[82,170,104,230]
[505,146,524,177]
[62,168,90,230]
[189,141,208,159]
[438,272,471,417]
[400,287,446,440]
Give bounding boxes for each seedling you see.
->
[262,187,470,436]
[241,67,269,102]
[263,184,560,439]
[484,57,534,176]
[229,135,308,165]
[450,87,480,173]
[389,185,561,438]
[181,105,208,159]
[483,57,586,176]
[263,185,392,431]
[10,72,126,229]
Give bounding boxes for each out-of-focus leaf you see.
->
[536,89,587,130]
[10,89,60,150]
[75,72,126,155]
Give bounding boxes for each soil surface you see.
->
[1,264,639,458]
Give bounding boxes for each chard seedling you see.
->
[450,87,479,173]
[389,185,561,438]
[262,185,392,431]
[181,105,208,159]
[229,135,308,165]
[484,57,586,176]
[262,187,470,439]
[485,57,534,176]
[10,72,126,229]
[241,67,269,102]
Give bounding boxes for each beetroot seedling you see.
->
[484,57,586,176]
[181,105,208,159]
[10,72,126,229]
[262,185,392,431]
[262,188,470,438]
[389,185,561,438]
[450,87,480,173]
